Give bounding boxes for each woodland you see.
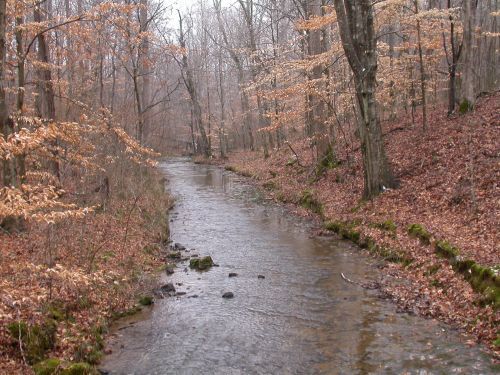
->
[0,0,499,373]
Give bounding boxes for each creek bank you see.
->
[195,100,500,357]
[0,167,175,374]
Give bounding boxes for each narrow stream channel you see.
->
[101,158,495,374]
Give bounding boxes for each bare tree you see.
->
[333,0,396,198]
[177,10,210,157]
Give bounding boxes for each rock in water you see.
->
[228,272,238,277]
[174,243,186,251]
[257,275,265,279]
[189,256,214,271]
[160,283,176,293]
[222,292,234,299]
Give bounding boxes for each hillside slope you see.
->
[224,93,499,354]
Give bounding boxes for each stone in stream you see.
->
[222,292,234,299]
[174,243,186,251]
[228,273,238,278]
[257,275,265,279]
[167,252,182,260]
[176,292,187,296]
[160,283,176,295]
[165,267,174,275]
[189,256,214,271]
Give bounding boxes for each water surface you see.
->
[101,158,495,374]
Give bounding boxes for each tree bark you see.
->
[34,3,60,180]
[0,0,14,187]
[413,0,427,130]
[460,0,477,109]
[306,0,331,161]
[334,0,396,198]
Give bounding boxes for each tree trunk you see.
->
[414,0,427,130]
[15,14,26,183]
[178,12,210,157]
[306,0,331,161]
[460,0,477,109]
[0,0,14,187]
[34,3,60,180]
[334,0,395,199]
[139,0,151,141]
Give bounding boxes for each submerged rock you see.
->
[189,256,214,271]
[228,273,238,277]
[222,292,234,299]
[257,275,265,279]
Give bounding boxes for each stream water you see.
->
[100,158,496,374]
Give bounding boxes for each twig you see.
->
[284,141,304,167]
[16,306,27,366]
[121,193,141,253]
[340,272,358,285]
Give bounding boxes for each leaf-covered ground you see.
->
[221,94,499,358]
[0,171,172,374]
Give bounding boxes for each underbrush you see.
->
[0,163,173,374]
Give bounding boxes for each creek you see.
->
[100,158,495,374]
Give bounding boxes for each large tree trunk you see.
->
[460,0,477,109]
[334,0,395,199]
[34,3,60,180]
[444,0,462,115]
[0,0,14,187]
[413,0,427,130]
[306,0,330,161]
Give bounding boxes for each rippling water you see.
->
[101,158,496,374]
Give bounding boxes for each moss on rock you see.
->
[63,362,95,375]
[189,256,214,271]
[373,219,397,232]
[299,190,323,215]
[33,358,62,375]
[435,240,459,258]
[33,359,96,375]
[407,224,431,245]
[139,296,153,306]
[434,239,499,308]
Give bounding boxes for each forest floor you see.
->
[204,94,499,358]
[0,168,173,374]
